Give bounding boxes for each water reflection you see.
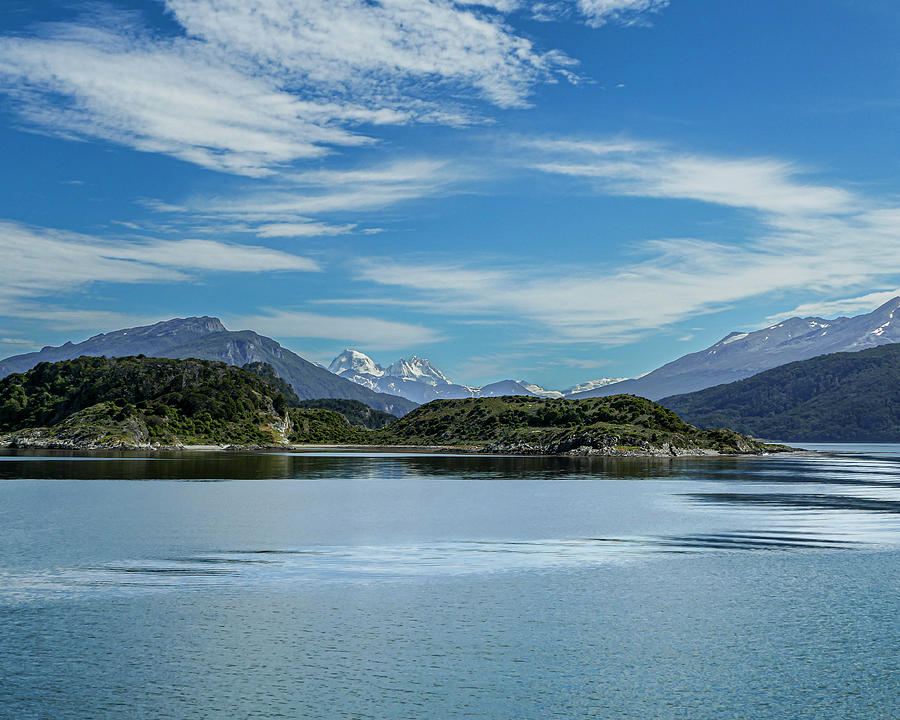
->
[5,447,900,595]
[0,447,813,482]
[5,447,900,720]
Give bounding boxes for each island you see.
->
[0,356,788,456]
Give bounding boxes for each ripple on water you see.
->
[0,529,873,600]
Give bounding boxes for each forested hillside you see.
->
[0,356,364,448]
[660,344,900,441]
[377,395,781,455]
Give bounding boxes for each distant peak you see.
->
[383,355,451,385]
[163,315,226,330]
[328,349,383,377]
[873,296,900,313]
[565,378,629,394]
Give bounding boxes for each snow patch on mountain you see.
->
[565,378,629,395]
[327,350,587,403]
[383,356,451,386]
[579,296,900,401]
[520,382,564,399]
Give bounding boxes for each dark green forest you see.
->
[376,394,778,454]
[660,344,900,441]
[295,398,396,429]
[0,356,784,453]
[0,356,365,446]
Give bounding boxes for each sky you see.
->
[1,0,899,390]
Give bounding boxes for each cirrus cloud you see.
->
[0,0,609,176]
[0,220,319,313]
[348,137,900,344]
[227,309,443,350]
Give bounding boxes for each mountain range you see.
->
[327,349,565,404]
[3,297,899,420]
[571,297,900,400]
[327,298,900,403]
[0,317,417,416]
[660,343,900,442]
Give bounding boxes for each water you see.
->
[2,448,900,718]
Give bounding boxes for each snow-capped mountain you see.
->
[519,382,565,399]
[564,378,629,395]
[0,318,418,416]
[327,350,565,404]
[383,356,451,386]
[328,350,470,403]
[328,349,383,378]
[572,296,900,401]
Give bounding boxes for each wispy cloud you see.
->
[255,222,357,238]
[350,137,900,344]
[226,309,443,350]
[0,221,320,313]
[0,26,376,177]
[532,0,669,27]
[549,357,609,369]
[0,2,594,176]
[6,307,167,333]
[528,138,854,216]
[767,289,900,322]
[166,0,578,110]
[0,337,34,346]
[157,158,460,236]
[574,0,669,27]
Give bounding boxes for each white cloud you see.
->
[6,307,167,333]
[529,138,854,216]
[0,221,320,311]
[767,289,900,322]
[122,238,321,272]
[0,29,380,177]
[530,0,669,26]
[350,138,900,344]
[171,159,458,225]
[552,357,608,369]
[575,0,669,27]
[256,222,357,238]
[0,2,590,175]
[165,0,576,110]
[226,309,443,350]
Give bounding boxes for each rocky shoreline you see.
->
[0,434,791,457]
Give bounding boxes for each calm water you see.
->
[2,447,900,719]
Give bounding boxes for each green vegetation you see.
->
[375,395,782,454]
[288,408,364,443]
[0,357,783,454]
[0,356,361,448]
[162,329,418,416]
[660,344,900,442]
[295,398,396,429]
[242,364,396,430]
[243,361,302,406]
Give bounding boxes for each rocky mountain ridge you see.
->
[573,297,900,400]
[327,349,565,404]
[0,318,417,416]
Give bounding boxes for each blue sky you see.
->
[1,0,899,389]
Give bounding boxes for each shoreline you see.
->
[0,439,798,457]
